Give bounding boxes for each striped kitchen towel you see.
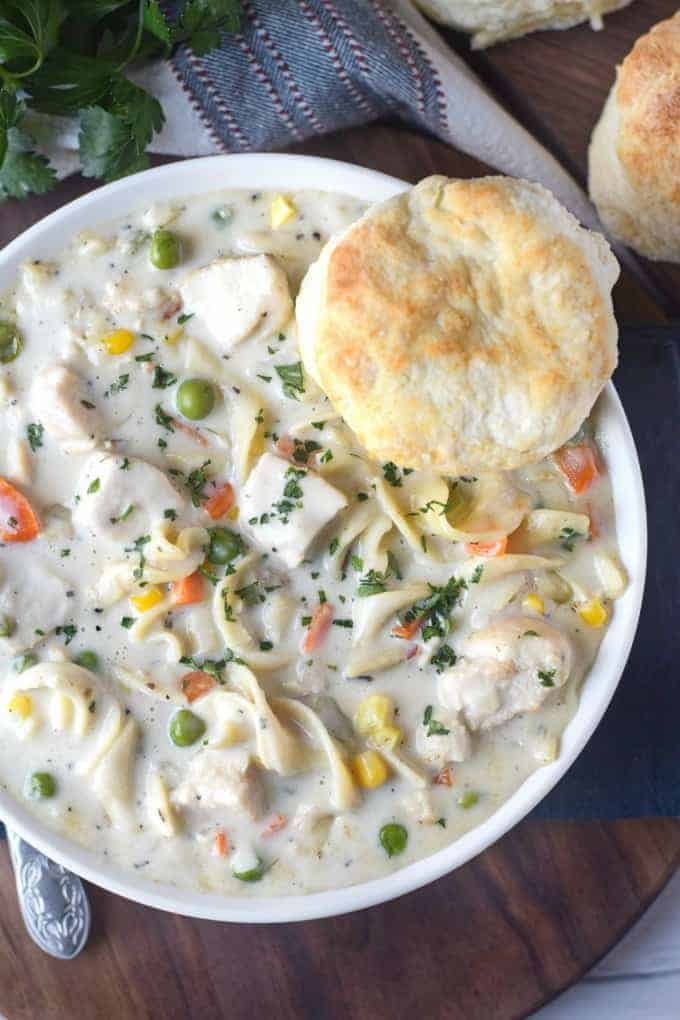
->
[37,0,594,226]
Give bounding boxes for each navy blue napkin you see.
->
[535,324,680,819]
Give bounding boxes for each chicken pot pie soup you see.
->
[0,185,627,896]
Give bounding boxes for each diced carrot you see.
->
[553,444,600,496]
[464,536,507,558]
[302,602,334,654]
[181,670,216,703]
[203,482,235,520]
[432,766,454,787]
[391,615,424,641]
[0,477,39,543]
[276,435,295,459]
[171,571,205,606]
[213,830,230,857]
[261,813,287,838]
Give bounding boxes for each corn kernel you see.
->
[7,693,32,719]
[354,693,394,736]
[352,750,389,789]
[163,327,184,346]
[368,724,402,752]
[103,328,135,355]
[577,598,608,628]
[227,505,239,522]
[130,586,164,613]
[270,194,297,229]
[522,593,544,615]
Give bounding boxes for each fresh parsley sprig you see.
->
[0,0,242,200]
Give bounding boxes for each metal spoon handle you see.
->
[6,827,90,959]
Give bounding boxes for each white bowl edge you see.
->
[0,154,647,923]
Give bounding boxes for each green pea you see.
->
[0,320,23,364]
[149,229,182,270]
[232,857,266,882]
[0,613,15,638]
[75,650,98,671]
[169,708,206,747]
[176,378,215,421]
[458,791,479,809]
[208,527,243,565]
[25,771,56,800]
[379,822,408,858]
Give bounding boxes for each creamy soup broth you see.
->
[0,188,627,895]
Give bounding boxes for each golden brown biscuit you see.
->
[588,12,680,262]
[296,176,619,476]
[412,0,633,48]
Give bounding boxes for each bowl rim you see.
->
[0,153,647,924]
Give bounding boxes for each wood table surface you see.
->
[1,3,679,1017]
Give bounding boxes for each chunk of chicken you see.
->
[179,255,292,349]
[171,749,265,820]
[439,616,572,732]
[415,713,471,768]
[0,565,71,653]
[30,365,102,452]
[241,452,347,567]
[73,453,185,543]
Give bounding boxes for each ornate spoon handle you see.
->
[6,827,90,959]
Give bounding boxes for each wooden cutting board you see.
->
[1,3,679,1016]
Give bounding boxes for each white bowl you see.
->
[0,154,647,923]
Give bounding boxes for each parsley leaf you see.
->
[423,704,450,736]
[275,361,305,400]
[26,421,44,451]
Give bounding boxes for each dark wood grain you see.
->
[1,5,679,1017]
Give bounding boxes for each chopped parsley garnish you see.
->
[177,312,194,325]
[254,408,264,424]
[559,526,584,552]
[332,618,353,628]
[350,555,364,572]
[126,534,151,580]
[275,361,305,400]
[26,422,44,452]
[423,704,450,736]
[120,617,134,629]
[403,576,467,642]
[311,420,325,430]
[110,504,135,524]
[538,668,556,688]
[523,630,538,638]
[87,478,100,494]
[235,581,265,606]
[436,817,447,828]
[356,492,369,502]
[292,438,322,464]
[185,460,212,507]
[60,548,70,557]
[470,564,484,584]
[155,404,174,432]
[134,352,154,363]
[256,374,272,383]
[382,461,403,487]
[357,570,387,597]
[329,536,339,556]
[152,366,177,389]
[430,644,457,673]
[164,508,177,521]
[55,624,77,646]
[320,449,333,464]
[119,458,131,470]
[106,373,129,396]
[271,466,306,523]
[259,640,273,652]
